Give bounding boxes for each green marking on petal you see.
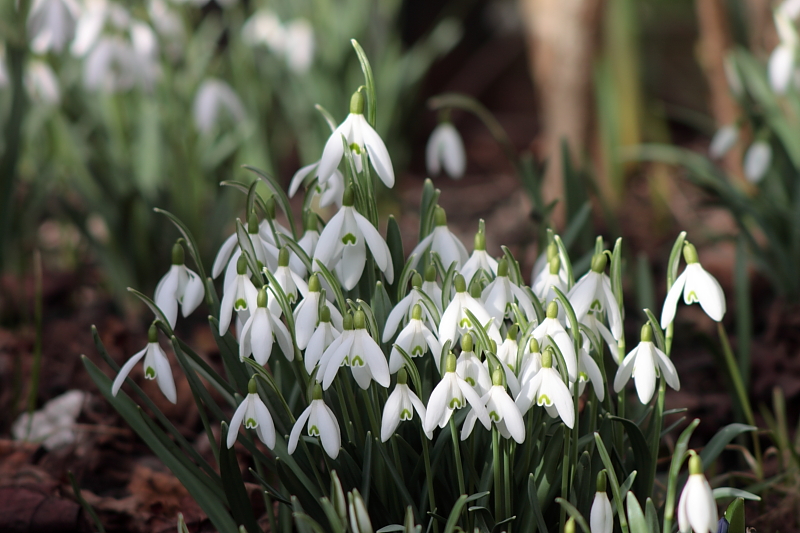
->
[351,355,364,367]
[400,409,413,420]
[349,143,362,154]
[411,345,424,356]
[459,317,472,328]
[245,418,258,429]
[466,377,475,386]
[341,233,357,245]
[537,394,551,406]
[145,366,156,379]
[590,299,602,313]
[490,411,500,422]
[235,298,247,310]
[342,356,349,367]
[686,290,698,303]
[579,372,589,382]
[448,398,463,409]
[309,425,320,436]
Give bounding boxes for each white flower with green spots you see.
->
[461,369,525,443]
[424,353,491,435]
[288,384,341,459]
[226,380,275,449]
[389,304,442,373]
[660,242,726,328]
[381,369,429,442]
[112,324,176,404]
[516,346,575,428]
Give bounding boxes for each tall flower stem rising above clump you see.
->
[84,40,762,533]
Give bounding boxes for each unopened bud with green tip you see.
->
[257,287,268,308]
[492,368,504,387]
[683,242,699,264]
[236,255,248,275]
[640,323,653,343]
[445,352,457,373]
[148,324,159,343]
[248,211,259,233]
[248,378,258,395]
[541,346,554,368]
[331,471,346,521]
[278,247,290,267]
[434,206,447,227]
[497,258,508,277]
[342,186,354,207]
[171,242,185,265]
[308,274,321,292]
[688,453,703,475]
[546,300,559,319]
[411,304,423,321]
[549,255,561,275]
[461,333,473,352]
[354,310,366,329]
[474,232,486,251]
[350,89,365,115]
[596,470,607,493]
[591,252,608,273]
[454,274,466,293]
[529,338,540,353]
[320,305,331,323]
[424,264,437,282]
[397,368,408,385]
[565,517,576,533]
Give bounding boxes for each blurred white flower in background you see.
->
[25,60,61,104]
[769,9,798,94]
[743,140,772,183]
[13,390,85,450]
[708,125,738,159]
[71,0,131,57]
[426,122,466,179]
[242,9,315,74]
[27,0,81,54]
[193,78,247,135]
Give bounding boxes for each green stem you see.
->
[449,417,466,496]
[560,423,571,532]
[493,428,503,522]
[421,428,440,533]
[503,440,512,532]
[335,384,355,444]
[648,379,666,496]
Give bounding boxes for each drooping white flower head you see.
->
[660,242,726,328]
[481,258,536,327]
[288,384,341,459]
[438,274,502,348]
[426,122,466,179]
[227,379,276,449]
[283,19,314,74]
[25,60,61,105]
[319,310,390,390]
[614,324,680,404]
[212,212,279,281]
[461,369,525,443]
[317,90,394,188]
[289,162,344,208]
[219,255,258,336]
[304,305,342,374]
[81,19,160,93]
[112,324,176,404]
[531,301,578,383]
[518,337,543,385]
[460,231,498,286]
[313,187,394,290]
[496,326,520,372]
[242,9,285,50]
[708,125,738,159]
[590,472,613,533]
[422,264,444,311]
[409,206,469,272]
[71,0,131,58]
[576,335,605,401]
[383,272,437,343]
[677,454,718,533]
[193,78,246,135]
[241,10,314,73]
[239,287,294,365]
[743,140,772,184]
[516,347,575,428]
[268,248,308,315]
[531,241,570,292]
[424,353,491,434]
[389,304,442,373]
[28,0,81,54]
[154,243,205,328]
[381,369,429,442]
[455,334,492,396]
[568,252,623,342]
[532,254,569,305]
[769,10,798,94]
[288,211,322,278]
[293,274,343,350]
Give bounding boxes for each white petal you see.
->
[382,295,411,342]
[381,388,403,442]
[288,405,312,454]
[317,402,341,459]
[407,234,434,271]
[361,334,390,387]
[440,124,466,178]
[590,493,613,533]
[495,392,525,443]
[313,209,346,268]
[181,269,205,317]
[339,238,367,290]
[152,345,177,404]
[458,379,491,429]
[709,125,738,159]
[250,311,274,365]
[743,141,772,184]
[769,43,795,94]
[582,352,605,401]
[353,211,393,282]
[289,161,318,197]
[424,378,450,433]
[154,267,179,328]
[111,347,147,396]
[568,273,598,320]
[633,344,657,404]
[239,314,255,361]
[600,277,623,340]
[227,399,248,448]
[272,314,295,361]
[254,397,276,448]
[655,347,681,391]
[691,265,726,321]
[360,117,395,187]
[660,270,688,329]
[317,123,348,182]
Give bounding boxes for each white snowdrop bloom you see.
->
[381,369,429,441]
[455,334,492,396]
[423,353,491,434]
[678,454,718,533]
[288,161,344,207]
[481,259,536,327]
[147,0,183,43]
[382,272,437,343]
[304,306,341,374]
[581,312,619,364]
[242,9,285,50]
[313,187,394,290]
[268,248,308,315]
[743,140,772,183]
[461,369,525,443]
[257,201,293,249]
[496,326,520,372]
[82,36,135,92]
[409,206,469,271]
[154,243,205,328]
[12,390,85,450]
[531,301,578,383]
[219,255,258,336]
[317,90,394,188]
[25,60,61,105]
[438,274,502,348]
[319,311,390,390]
[568,253,623,342]
[71,0,130,58]
[590,472,613,533]
[239,287,294,365]
[614,324,679,404]
[288,384,341,459]
[660,242,726,328]
[389,304,442,373]
[531,241,570,291]
[289,211,321,278]
[723,55,744,97]
[769,11,798,94]
[27,0,80,54]
[515,346,575,428]
[780,0,800,19]
[460,231,498,286]
[112,325,176,404]
[426,122,466,179]
[193,78,246,135]
[213,214,279,285]
[708,125,738,159]
[576,335,605,401]
[293,274,343,350]
[532,254,569,304]
[518,337,543,385]
[284,19,314,74]
[227,380,276,449]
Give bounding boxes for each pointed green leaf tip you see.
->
[312,383,323,400]
[265,197,276,219]
[541,346,554,368]
[354,310,366,329]
[640,323,653,343]
[454,274,466,293]
[248,378,258,395]
[546,300,559,319]
[497,258,508,277]
[278,247,290,267]
[591,252,607,273]
[434,206,447,227]
[424,264,437,282]
[303,210,318,232]
[683,241,699,264]
[171,242,184,265]
[257,287,268,308]
[445,352,457,373]
[248,211,259,233]
[492,368,504,387]
[596,470,607,493]
[507,325,518,340]
[411,304,423,321]
[688,453,703,475]
[343,313,354,330]
[549,255,561,275]
[148,323,159,343]
[474,231,486,251]
[342,186,354,207]
[350,89,365,115]
[529,337,540,353]
[461,332,473,352]
[397,368,408,385]
[320,305,331,323]
[411,271,423,288]
[236,254,248,275]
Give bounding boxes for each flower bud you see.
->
[497,258,508,277]
[236,254,248,275]
[529,338,540,353]
[445,352,457,373]
[343,314,354,330]
[397,368,408,385]
[320,305,331,323]
[474,232,486,251]
[682,242,699,265]
[411,271,423,288]
[308,274,321,292]
[549,255,561,275]
[689,453,703,475]
[547,242,558,261]
[148,323,159,343]
[331,471,347,522]
[596,470,607,493]
[411,304,423,321]
[278,247,290,267]
[265,197,276,220]
[248,211,259,233]
[640,323,653,343]
[312,383,323,400]
[342,186,354,207]
[492,368,504,387]
[541,346,554,368]
[354,310,366,329]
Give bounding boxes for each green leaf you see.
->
[351,39,377,127]
[712,488,760,501]
[315,104,338,132]
[666,231,687,290]
[242,165,298,239]
[419,179,440,241]
[127,288,172,335]
[555,498,589,533]
[315,260,347,315]
[527,474,548,533]
[210,316,250,394]
[235,219,263,285]
[625,492,647,533]
[219,422,262,533]
[724,498,745,533]
[645,498,660,533]
[375,436,419,521]
[699,423,756,471]
[608,415,651,500]
[68,471,106,533]
[443,492,490,533]
[386,215,404,299]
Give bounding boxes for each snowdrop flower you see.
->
[590,471,613,533]
[422,264,444,310]
[383,273,437,342]
[708,125,738,159]
[193,78,246,135]
[27,0,80,54]
[304,306,341,374]
[217,217,280,294]
[348,490,373,533]
[112,324,176,403]
[496,326,519,372]
[439,274,501,348]
[426,122,466,179]
[769,10,798,94]
[461,369,525,443]
[532,255,569,304]
[568,253,622,342]
[284,19,314,74]
[242,9,285,51]
[456,333,492,396]
[154,243,205,329]
[516,346,574,428]
[381,369,429,441]
[531,241,570,289]
[320,311,390,390]
[518,338,542,384]
[268,248,308,315]
[317,90,394,188]
[460,231,498,285]
[288,384,341,459]
[219,255,258,336]
[531,301,577,383]
[12,390,85,450]
[313,187,394,290]
[293,274,343,350]
[71,0,131,58]
[25,60,61,105]
[614,324,680,404]
[423,353,491,434]
[239,287,294,365]
[227,379,275,449]
[678,454,718,533]
[289,161,344,207]
[743,140,772,183]
[482,259,536,326]
[289,211,321,278]
[660,242,726,328]
[576,335,605,401]
[389,304,442,373]
[258,198,293,249]
[409,206,468,271]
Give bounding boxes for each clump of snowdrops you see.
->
[85,47,759,533]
